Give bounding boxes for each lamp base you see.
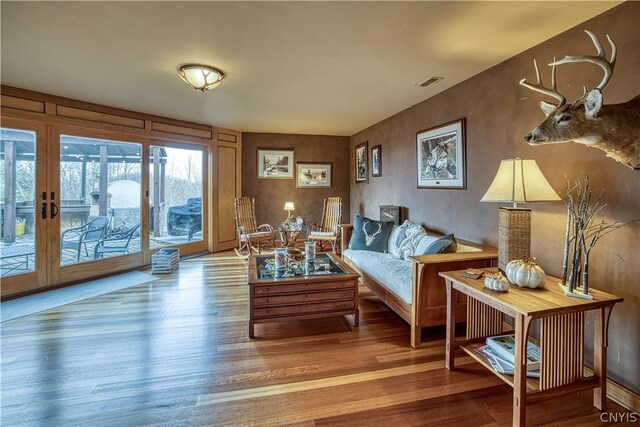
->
[498,207,531,271]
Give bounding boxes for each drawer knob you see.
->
[265,299,269,303]
[266,310,270,314]
[340,304,345,307]
[265,288,270,291]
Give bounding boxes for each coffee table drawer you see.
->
[253,300,355,318]
[254,289,355,307]
[253,280,355,296]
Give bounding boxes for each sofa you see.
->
[339,219,497,348]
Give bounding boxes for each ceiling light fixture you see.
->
[178,64,225,92]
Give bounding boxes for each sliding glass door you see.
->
[50,129,147,285]
[149,145,204,251]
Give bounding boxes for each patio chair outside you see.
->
[94,223,141,259]
[234,197,275,255]
[61,216,110,261]
[309,197,342,252]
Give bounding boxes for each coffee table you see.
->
[247,252,360,337]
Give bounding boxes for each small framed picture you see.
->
[416,118,466,189]
[371,145,382,177]
[257,148,294,179]
[355,141,368,183]
[296,162,332,188]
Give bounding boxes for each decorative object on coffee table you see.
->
[416,118,466,189]
[355,141,368,183]
[296,162,332,188]
[559,174,637,299]
[481,158,560,271]
[257,148,294,179]
[304,240,316,261]
[371,145,382,177]
[379,205,402,226]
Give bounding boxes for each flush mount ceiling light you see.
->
[178,64,224,92]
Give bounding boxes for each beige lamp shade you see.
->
[284,202,295,211]
[481,158,560,207]
[179,64,224,92]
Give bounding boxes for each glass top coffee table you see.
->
[247,252,360,337]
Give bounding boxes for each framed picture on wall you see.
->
[355,141,368,183]
[416,118,466,189]
[296,162,332,188]
[257,148,295,179]
[371,145,382,177]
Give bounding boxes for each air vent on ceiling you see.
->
[419,76,443,87]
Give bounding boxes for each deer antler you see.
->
[549,30,617,91]
[519,58,566,107]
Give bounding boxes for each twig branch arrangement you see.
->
[560,174,637,295]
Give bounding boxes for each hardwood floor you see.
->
[1,252,630,426]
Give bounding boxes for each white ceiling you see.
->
[1,1,621,136]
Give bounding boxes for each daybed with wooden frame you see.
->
[339,224,498,348]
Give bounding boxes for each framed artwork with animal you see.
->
[416,118,466,189]
[520,30,640,170]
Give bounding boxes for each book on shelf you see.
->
[485,334,541,370]
[475,345,540,378]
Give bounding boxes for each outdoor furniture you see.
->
[309,197,342,252]
[167,197,202,241]
[94,223,141,259]
[61,216,109,261]
[234,197,275,256]
[0,244,35,276]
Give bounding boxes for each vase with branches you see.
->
[560,174,637,297]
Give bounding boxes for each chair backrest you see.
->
[234,197,258,234]
[85,216,109,240]
[321,197,342,233]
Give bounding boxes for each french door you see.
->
[0,120,47,295]
[1,123,209,296]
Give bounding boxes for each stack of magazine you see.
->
[475,334,541,378]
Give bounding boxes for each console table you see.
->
[440,268,623,426]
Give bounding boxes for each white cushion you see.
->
[343,249,413,304]
[243,231,273,239]
[387,220,425,255]
[309,231,336,237]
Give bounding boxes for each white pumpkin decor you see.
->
[484,272,510,292]
[505,258,546,289]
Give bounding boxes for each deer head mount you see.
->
[362,221,383,246]
[520,30,640,170]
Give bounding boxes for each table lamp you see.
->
[481,158,560,271]
[284,201,295,222]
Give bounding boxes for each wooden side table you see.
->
[440,268,623,427]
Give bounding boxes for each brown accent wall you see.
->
[350,3,640,394]
[242,133,350,231]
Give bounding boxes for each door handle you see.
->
[40,202,47,219]
[50,202,59,219]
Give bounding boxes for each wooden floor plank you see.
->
[0,251,631,426]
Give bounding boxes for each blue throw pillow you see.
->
[349,215,394,252]
[419,233,457,254]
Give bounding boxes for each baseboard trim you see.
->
[584,367,640,412]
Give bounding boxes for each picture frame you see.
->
[257,148,294,179]
[355,141,368,183]
[296,162,332,188]
[416,118,466,189]
[371,145,382,177]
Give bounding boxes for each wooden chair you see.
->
[309,197,342,252]
[234,197,276,255]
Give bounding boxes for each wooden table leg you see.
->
[513,313,532,427]
[594,304,613,410]
[445,279,456,370]
[353,309,359,327]
[249,320,255,338]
